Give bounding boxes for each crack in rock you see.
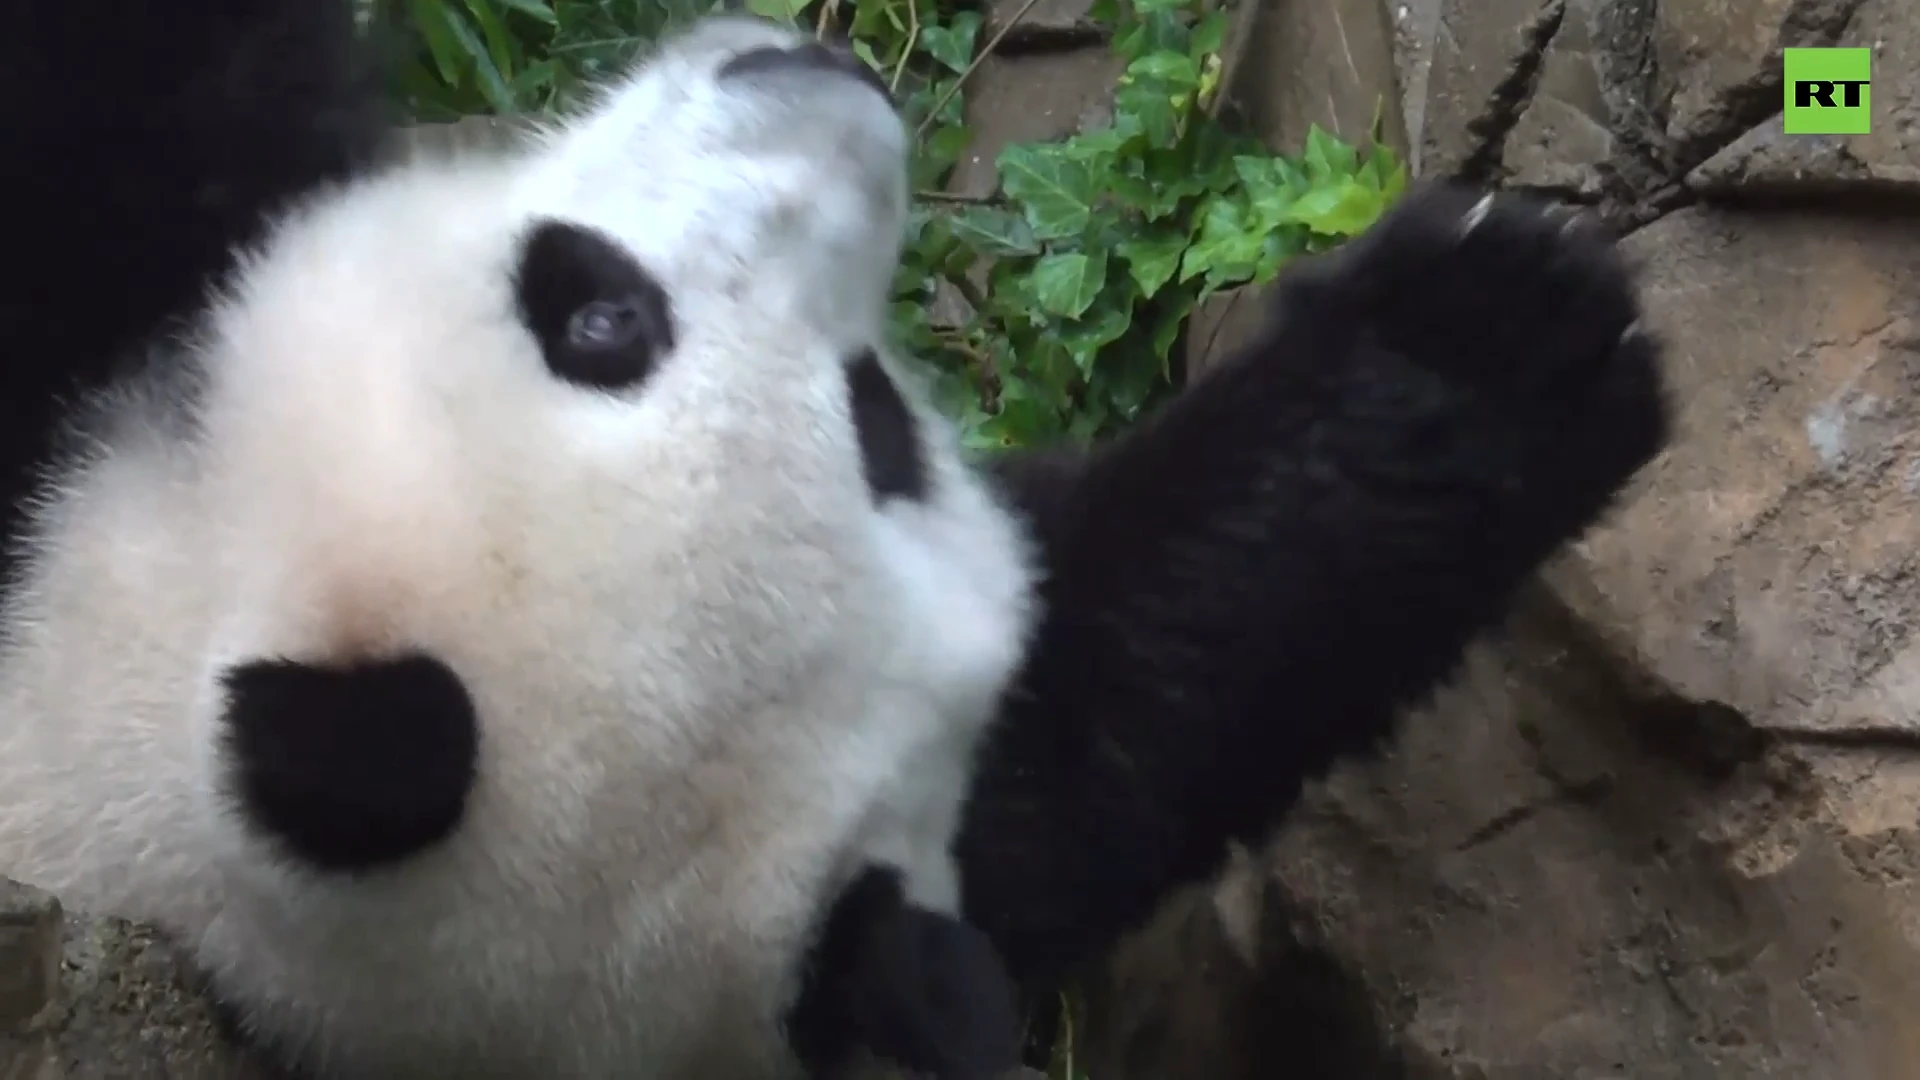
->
[1765,725,1920,754]
[1455,0,1568,186]
[1663,0,1872,173]
[1453,773,1617,852]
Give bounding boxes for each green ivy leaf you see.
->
[1113,79,1181,149]
[1277,177,1386,237]
[1102,169,1159,214]
[1252,226,1309,283]
[1130,8,1190,54]
[409,0,468,88]
[1129,129,1230,218]
[912,123,972,189]
[903,208,962,278]
[1068,398,1111,440]
[1188,9,1228,56]
[1382,160,1409,202]
[985,259,1040,327]
[1029,251,1110,319]
[1241,152,1309,197]
[1231,154,1282,194]
[1021,331,1082,404]
[906,74,967,130]
[493,0,557,24]
[437,1,516,111]
[1093,341,1166,424]
[972,371,1062,449]
[919,11,981,73]
[997,143,1098,240]
[460,0,522,89]
[1056,127,1134,175]
[1180,194,1263,283]
[1116,227,1187,298]
[846,0,896,45]
[886,298,943,356]
[1302,124,1360,185]
[1060,304,1134,377]
[947,206,1041,258]
[1151,288,1195,364]
[1359,142,1410,203]
[1126,50,1200,89]
[743,0,811,20]
[510,58,558,104]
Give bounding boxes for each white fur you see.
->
[0,16,1034,1078]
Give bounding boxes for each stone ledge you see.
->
[0,877,1046,1080]
[0,878,266,1080]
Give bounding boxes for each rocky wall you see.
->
[1105,0,1920,1076]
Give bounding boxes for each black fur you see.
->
[786,864,1021,1080]
[514,219,676,392]
[955,185,1671,990]
[222,654,481,872]
[846,349,929,502]
[0,0,386,576]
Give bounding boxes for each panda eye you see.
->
[566,298,654,352]
[514,219,676,393]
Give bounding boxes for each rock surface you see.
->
[1229,0,1410,161]
[0,878,268,1080]
[0,873,1051,1079]
[1686,0,1920,201]
[1082,0,1920,1076]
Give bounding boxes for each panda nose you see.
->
[718,40,893,103]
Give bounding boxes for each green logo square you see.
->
[1784,47,1872,134]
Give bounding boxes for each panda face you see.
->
[172,11,925,870]
[0,14,1034,1076]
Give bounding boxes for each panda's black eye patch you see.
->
[514,219,674,392]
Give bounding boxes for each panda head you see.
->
[0,14,1044,1071]
[0,11,1042,1075]
[174,14,949,880]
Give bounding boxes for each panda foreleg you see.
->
[787,864,1023,1080]
[954,183,1673,989]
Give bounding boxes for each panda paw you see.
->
[848,906,1023,1080]
[1291,182,1669,481]
[789,866,1022,1080]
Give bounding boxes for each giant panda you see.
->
[0,0,1673,1078]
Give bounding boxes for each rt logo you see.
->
[1784,47,1871,134]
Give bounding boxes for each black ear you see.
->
[220,653,479,872]
[786,865,1021,1080]
[846,349,928,503]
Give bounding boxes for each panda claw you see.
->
[1460,191,1496,235]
